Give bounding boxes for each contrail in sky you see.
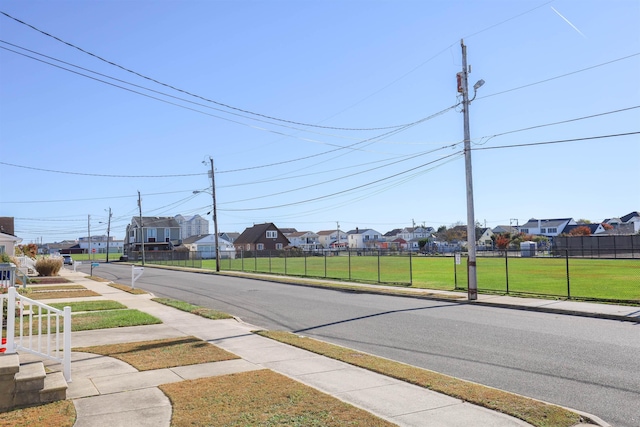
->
[551,6,586,38]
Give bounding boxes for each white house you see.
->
[286,231,321,251]
[0,232,22,257]
[316,229,347,248]
[347,228,384,249]
[518,218,576,238]
[181,234,236,259]
[175,214,209,239]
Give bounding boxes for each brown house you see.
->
[233,223,290,252]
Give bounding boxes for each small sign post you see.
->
[131,265,144,289]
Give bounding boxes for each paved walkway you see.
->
[34,268,624,426]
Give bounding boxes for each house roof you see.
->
[563,224,601,234]
[279,228,298,235]
[181,234,212,244]
[384,228,402,237]
[317,230,339,236]
[131,216,180,228]
[0,217,15,236]
[620,211,640,223]
[493,225,519,234]
[235,223,288,244]
[520,218,573,228]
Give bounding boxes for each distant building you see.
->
[175,214,209,239]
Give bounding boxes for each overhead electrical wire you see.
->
[472,131,640,151]
[0,10,423,132]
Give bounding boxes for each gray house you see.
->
[125,216,181,254]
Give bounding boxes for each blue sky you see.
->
[1,0,638,243]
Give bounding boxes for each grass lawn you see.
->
[152,298,233,320]
[108,282,148,294]
[258,331,583,427]
[27,284,101,300]
[73,336,238,370]
[208,255,639,302]
[17,309,161,334]
[0,400,75,427]
[33,300,126,314]
[160,369,396,427]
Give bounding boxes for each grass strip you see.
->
[257,331,584,427]
[29,285,87,291]
[28,277,71,285]
[160,369,396,426]
[152,297,233,320]
[28,290,101,299]
[71,309,161,331]
[33,300,126,314]
[18,309,161,334]
[109,282,148,294]
[0,400,75,427]
[74,336,238,371]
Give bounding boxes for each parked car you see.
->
[62,254,73,265]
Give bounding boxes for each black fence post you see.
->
[324,251,327,278]
[566,249,571,299]
[377,249,381,283]
[454,252,458,289]
[304,251,308,276]
[284,250,287,275]
[505,249,509,294]
[409,250,413,286]
[348,248,352,281]
[254,249,257,272]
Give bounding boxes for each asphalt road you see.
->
[85,263,640,427]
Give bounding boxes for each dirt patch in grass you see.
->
[152,298,233,320]
[160,369,396,426]
[257,331,585,427]
[28,277,71,285]
[0,400,75,427]
[109,282,148,294]
[74,336,239,371]
[28,289,101,299]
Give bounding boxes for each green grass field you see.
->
[207,254,639,302]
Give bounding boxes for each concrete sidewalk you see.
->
[39,268,618,427]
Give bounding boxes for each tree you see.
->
[577,219,592,224]
[495,234,511,250]
[568,226,591,236]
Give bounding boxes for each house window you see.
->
[541,228,546,233]
[276,243,283,250]
[246,244,251,251]
[165,229,171,242]
[147,228,157,242]
[548,227,557,233]
[266,230,277,239]
[521,228,528,233]
[257,243,264,250]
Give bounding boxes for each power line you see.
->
[0,11,423,132]
[472,131,639,151]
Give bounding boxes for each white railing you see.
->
[1,287,71,382]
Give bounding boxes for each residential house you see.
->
[78,235,124,255]
[0,217,21,256]
[562,223,606,235]
[279,228,298,236]
[125,216,181,253]
[317,229,347,249]
[605,211,640,234]
[219,232,240,243]
[233,223,290,252]
[518,218,576,240]
[398,226,435,252]
[347,228,384,249]
[181,234,236,259]
[175,214,209,238]
[286,231,321,251]
[492,225,519,235]
[477,227,494,249]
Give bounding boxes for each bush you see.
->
[35,257,63,277]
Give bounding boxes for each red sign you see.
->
[92,249,96,253]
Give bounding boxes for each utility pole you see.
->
[105,208,112,263]
[88,214,93,276]
[336,221,340,248]
[138,191,145,266]
[209,157,220,272]
[459,39,484,301]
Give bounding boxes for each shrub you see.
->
[35,257,63,277]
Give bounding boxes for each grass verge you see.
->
[152,298,233,320]
[0,400,75,427]
[109,282,148,294]
[73,336,238,370]
[257,331,585,427]
[34,300,126,314]
[160,369,396,426]
[28,277,71,285]
[18,309,161,334]
[27,285,101,300]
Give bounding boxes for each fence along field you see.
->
[131,245,639,303]
[190,249,637,303]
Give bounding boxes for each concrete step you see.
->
[40,371,67,403]
[14,362,46,392]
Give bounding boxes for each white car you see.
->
[62,254,74,265]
